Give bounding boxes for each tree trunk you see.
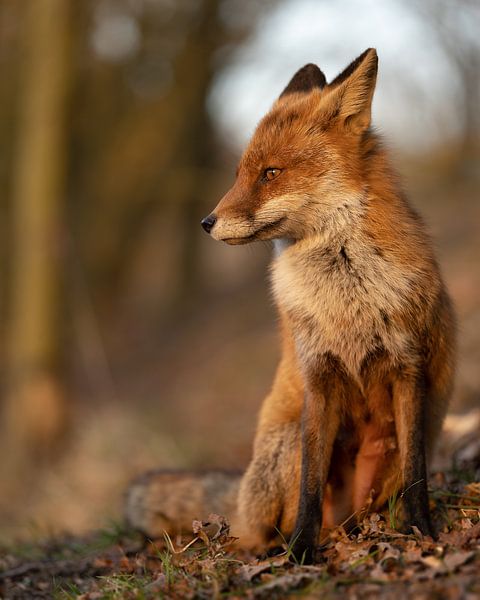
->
[3,0,70,463]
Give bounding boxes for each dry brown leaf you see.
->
[92,557,112,568]
[191,519,203,535]
[439,521,480,547]
[443,550,475,572]
[375,541,402,561]
[239,557,288,582]
[362,513,384,535]
[411,525,424,540]
[460,518,475,529]
[144,573,167,593]
[190,513,235,554]
[420,554,446,574]
[369,564,391,581]
[254,572,315,594]
[465,482,480,496]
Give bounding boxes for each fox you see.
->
[126,48,456,562]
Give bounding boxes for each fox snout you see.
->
[200,180,288,244]
[201,213,217,234]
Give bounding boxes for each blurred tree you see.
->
[3,0,71,462]
[74,0,225,312]
[67,0,274,354]
[410,0,480,171]
[70,0,240,311]
[0,1,21,358]
[1,0,276,458]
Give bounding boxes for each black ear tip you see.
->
[302,63,320,72]
[329,48,378,88]
[280,63,326,98]
[300,63,326,79]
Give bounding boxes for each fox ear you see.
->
[324,48,378,134]
[280,63,326,99]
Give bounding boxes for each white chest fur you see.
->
[271,233,413,379]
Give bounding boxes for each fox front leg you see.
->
[237,423,297,548]
[393,368,433,537]
[290,362,343,563]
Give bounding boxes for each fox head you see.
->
[201,48,378,245]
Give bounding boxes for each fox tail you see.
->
[125,469,242,539]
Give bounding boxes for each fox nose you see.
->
[201,213,217,234]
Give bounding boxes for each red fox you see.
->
[126,49,455,562]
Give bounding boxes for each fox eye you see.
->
[263,167,282,181]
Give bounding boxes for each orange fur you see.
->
[126,50,455,561]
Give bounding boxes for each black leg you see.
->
[393,369,433,537]
[290,375,342,563]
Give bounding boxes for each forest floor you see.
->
[0,175,479,599]
[1,453,479,600]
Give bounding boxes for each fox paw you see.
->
[288,532,320,564]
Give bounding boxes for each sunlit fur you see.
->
[211,51,378,245]
[126,50,456,557]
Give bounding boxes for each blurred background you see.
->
[0,0,478,542]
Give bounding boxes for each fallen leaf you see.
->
[369,563,392,581]
[144,573,167,593]
[254,572,315,593]
[411,525,424,540]
[419,554,446,574]
[439,522,480,547]
[239,556,289,582]
[443,550,475,572]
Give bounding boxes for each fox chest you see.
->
[271,244,412,377]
